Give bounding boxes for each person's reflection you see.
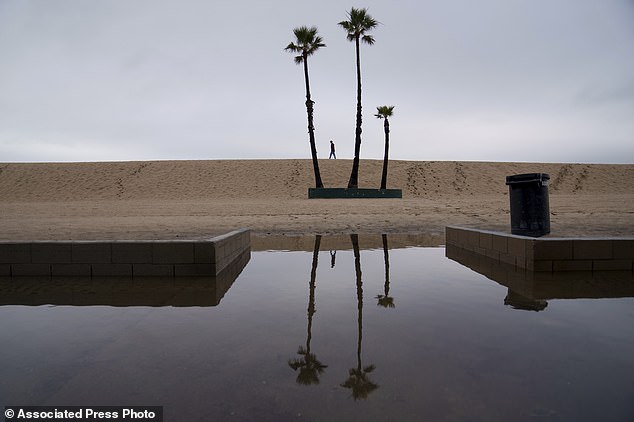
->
[330,250,336,268]
[288,235,328,385]
[376,234,395,308]
[341,234,378,400]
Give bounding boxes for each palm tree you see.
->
[342,234,379,399]
[339,8,378,189]
[285,26,325,189]
[375,106,394,190]
[376,234,395,308]
[288,235,327,384]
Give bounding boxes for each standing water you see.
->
[1,234,633,421]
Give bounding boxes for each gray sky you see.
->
[1,0,633,163]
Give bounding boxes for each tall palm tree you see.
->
[341,234,379,399]
[339,8,378,189]
[285,26,325,189]
[289,235,327,384]
[375,106,394,190]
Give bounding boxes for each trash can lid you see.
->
[505,173,550,185]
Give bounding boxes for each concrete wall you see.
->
[0,248,251,307]
[446,226,634,272]
[0,229,250,277]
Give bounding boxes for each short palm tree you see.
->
[285,26,325,189]
[376,234,395,308]
[375,106,394,190]
[339,8,378,189]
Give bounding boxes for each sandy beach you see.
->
[1,159,632,241]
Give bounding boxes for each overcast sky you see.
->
[1,0,633,163]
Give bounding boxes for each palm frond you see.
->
[286,26,325,61]
[338,20,354,31]
[289,348,328,386]
[376,294,395,308]
[284,42,299,52]
[364,364,376,373]
[375,105,395,118]
[339,7,378,41]
[361,15,379,29]
[288,358,303,370]
[341,366,379,400]
[362,35,375,45]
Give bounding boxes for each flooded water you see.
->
[1,235,634,421]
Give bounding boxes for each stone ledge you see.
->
[0,229,251,278]
[446,226,634,272]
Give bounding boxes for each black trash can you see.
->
[505,173,550,237]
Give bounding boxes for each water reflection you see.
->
[504,290,548,312]
[288,235,328,385]
[2,236,634,420]
[289,234,380,399]
[0,249,250,307]
[251,232,443,251]
[446,245,634,311]
[376,234,395,309]
[341,234,378,400]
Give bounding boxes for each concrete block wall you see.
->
[209,229,251,274]
[0,248,252,307]
[446,226,634,272]
[0,229,250,277]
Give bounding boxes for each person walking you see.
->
[329,140,336,159]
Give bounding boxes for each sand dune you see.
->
[1,159,632,201]
[1,159,632,240]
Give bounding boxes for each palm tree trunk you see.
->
[382,234,390,296]
[350,234,363,370]
[307,235,321,353]
[348,37,363,189]
[303,55,324,189]
[380,117,390,189]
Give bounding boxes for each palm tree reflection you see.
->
[376,234,395,309]
[341,234,379,399]
[289,235,328,385]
